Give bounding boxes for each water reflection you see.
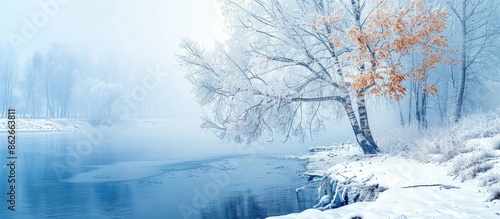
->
[94,183,133,216]
[203,190,267,219]
[201,186,316,218]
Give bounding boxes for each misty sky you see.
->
[0,0,227,119]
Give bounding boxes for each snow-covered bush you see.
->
[481,172,500,187]
[377,110,500,201]
[88,79,124,126]
[488,186,500,201]
[450,151,496,181]
[495,137,500,150]
[378,109,500,162]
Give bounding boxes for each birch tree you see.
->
[179,0,449,154]
[450,0,499,122]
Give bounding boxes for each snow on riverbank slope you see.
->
[273,111,500,218]
[0,118,93,131]
[278,148,500,218]
[0,118,198,131]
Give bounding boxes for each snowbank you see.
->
[0,118,198,131]
[272,111,500,218]
[0,118,92,131]
[274,145,500,218]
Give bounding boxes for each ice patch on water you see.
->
[62,160,181,183]
[62,156,236,183]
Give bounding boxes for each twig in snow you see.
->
[401,184,460,189]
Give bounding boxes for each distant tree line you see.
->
[0,43,165,122]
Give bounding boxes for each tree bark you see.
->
[408,86,412,125]
[356,91,377,146]
[343,97,380,154]
[397,101,405,128]
[454,0,468,123]
[420,91,428,129]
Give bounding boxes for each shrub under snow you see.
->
[378,109,500,201]
[378,109,500,161]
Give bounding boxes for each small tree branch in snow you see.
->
[401,184,460,189]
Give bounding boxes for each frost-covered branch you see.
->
[292,96,346,103]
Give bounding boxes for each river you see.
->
[0,126,323,219]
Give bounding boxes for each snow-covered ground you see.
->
[0,118,198,131]
[0,118,93,131]
[272,110,500,218]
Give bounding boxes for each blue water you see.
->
[0,127,317,219]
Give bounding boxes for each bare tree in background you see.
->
[450,0,500,122]
[24,52,42,118]
[0,49,20,117]
[40,44,77,118]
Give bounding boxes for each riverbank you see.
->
[276,144,499,218]
[272,111,500,218]
[0,118,199,131]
